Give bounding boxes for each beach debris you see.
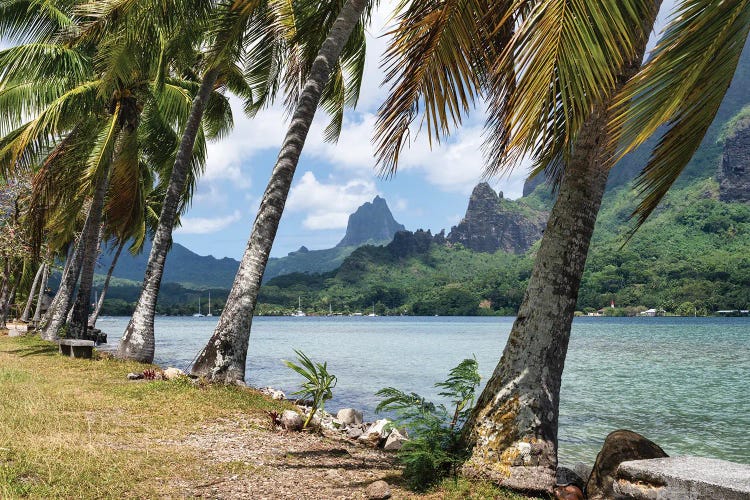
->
[554,484,584,500]
[142,368,158,380]
[280,410,304,431]
[586,429,668,500]
[163,367,186,380]
[365,480,391,499]
[259,386,286,400]
[127,372,143,380]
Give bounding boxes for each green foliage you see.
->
[376,358,480,492]
[283,350,337,429]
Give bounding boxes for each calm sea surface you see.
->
[97,316,749,466]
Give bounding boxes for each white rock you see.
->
[336,408,363,426]
[383,428,408,451]
[259,387,286,400]
[280,410,303,431]
[126,372,143,380]
[358,419,391,446]
[163,367,185,380]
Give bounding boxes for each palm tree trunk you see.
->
[117,68,220,363]
[89,239,125,328]
[41,237,84,339]
[42,175,107,341]
[69,218,109,340]
[461,3,661,493]
[32,263,49,325]
[20,263,44,322]
[191,0,369,383]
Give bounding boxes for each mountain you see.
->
[98,240,240,288]
[263,196,405,281]
[336,195,405,247]
[719,105,750,203]
[446,183,547,254]
[99,196,406,287]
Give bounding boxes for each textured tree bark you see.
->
[89,239,125,328]
[117,68,220,363]
[191,0,369,383]
[69,216,108,340]
[32,263,49,325]
[461,3,661,493]
[41,235,85,340]
[20,263,44,322]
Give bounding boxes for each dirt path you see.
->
[162,415,410,499]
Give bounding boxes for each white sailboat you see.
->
[193,296,205,317]
[206,291,213,317]
[292,296,306,317]
[367,302,377,317]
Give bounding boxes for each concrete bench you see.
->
[614,456,750,499]
[59,339,95,359]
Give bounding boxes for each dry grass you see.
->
[0,333,536,499]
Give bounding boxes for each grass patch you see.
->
[436,478,542,499]
[0,334,288,498]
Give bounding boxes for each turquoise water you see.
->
[97,316,750,466]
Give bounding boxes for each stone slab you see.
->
[615,456,750,499]
[59,339,95,359]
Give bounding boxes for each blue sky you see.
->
[1,0,679,260]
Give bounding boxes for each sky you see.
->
[1,0,679,260]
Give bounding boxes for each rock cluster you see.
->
[261,387,409,452]
[447,183,547,254]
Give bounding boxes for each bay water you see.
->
[97,316,749,466]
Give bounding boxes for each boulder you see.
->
[365,480,391,500]
[358,419,390,445]
[163,367,185,380]
[556,465,586,490]
[336,408,363,426]
[383,428,408,451]
[346,426,364,439]
[280,410,304,431]
[586,429,668,500]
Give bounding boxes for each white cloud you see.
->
[176,210,242,234]
[287,172,379,230]
[203,100,288,185]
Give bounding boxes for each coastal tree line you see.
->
[1,0,748,494]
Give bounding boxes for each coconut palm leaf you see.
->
[0,0,75,43]
[374,0,499,174]
[483,0,652,181]
[610,0,750,227]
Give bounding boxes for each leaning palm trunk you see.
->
[32,263,49,325]
[191,0,369,383]
[43,171,108,340]
[20,263,44,322]
[461,4,660,493]
[89,239,125,328]
[69,211,109,340]
[117,68,220,363]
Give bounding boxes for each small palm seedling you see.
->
[375,357,480,491]
[283,350,337,430]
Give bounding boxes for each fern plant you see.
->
[375,357,480,491]
[283,350,337,429]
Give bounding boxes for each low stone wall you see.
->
[614,456,750,499]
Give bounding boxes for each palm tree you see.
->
[1,0,225,340]
[20,260,44,322]
[191,0,373,382]
[375,0,748,492]
[120,0,372,364]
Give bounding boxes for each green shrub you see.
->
[376,357,480,491]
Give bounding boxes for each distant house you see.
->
[716,309,750,316]
[640,308,666,317]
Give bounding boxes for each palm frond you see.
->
[375,0,496,175]
[0,0,75,43]
[609,0,750,228]
[485,0,652,181]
